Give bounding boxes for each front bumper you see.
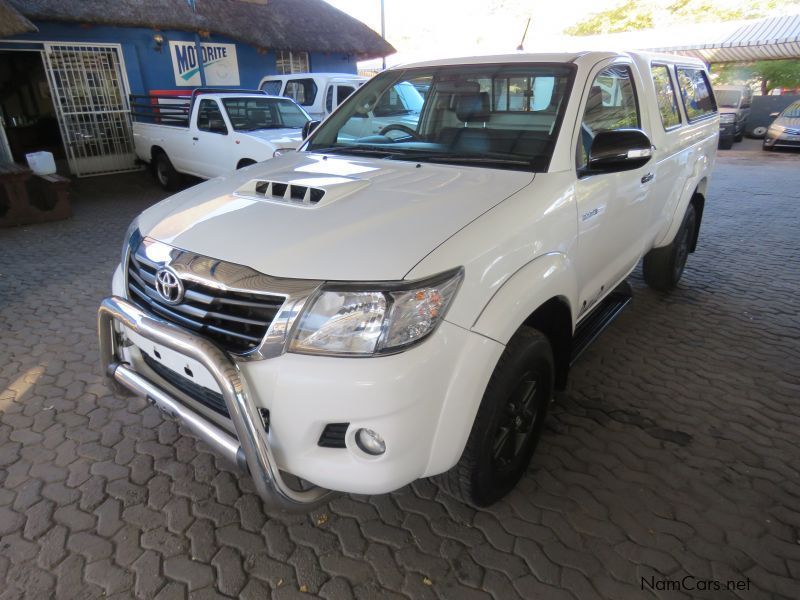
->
[719,122,736,137]
[764,134,800,149]
[102,263,505,500]
[98,296,331,510]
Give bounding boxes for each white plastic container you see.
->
[25,151,57,176]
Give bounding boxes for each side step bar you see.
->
[570,281,633,366]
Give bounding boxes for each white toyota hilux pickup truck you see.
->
[131,89,310,190]
[100,51,718,510]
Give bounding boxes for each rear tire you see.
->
[719,136,734,150]
[437,327,554,507]
[643,203,696,291]
[153,152,182,191]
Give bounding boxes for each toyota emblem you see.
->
[154,267,184,305]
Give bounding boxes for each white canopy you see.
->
[530,13,800,64]
[650,13,800,63]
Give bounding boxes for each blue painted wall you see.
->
[1,21,357,95]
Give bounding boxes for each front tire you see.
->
[437,327,554,507]
[643,203,697,291]
[153,152,182,191]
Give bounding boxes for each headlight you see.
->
[121,217,140,266]
[288,268,463,356]
[768,124,786,135]
[719,114,735,123]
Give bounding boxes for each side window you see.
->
[284,79,317,107]
[578,64,640,168]
[651,64,681,129]
[740,90,752,109]
[261,81,281,95]
[325,86,334,113]
[373,86,407,117]
[492,75,556,112]
[676,67,716,122]
[337,85,355,105]
[196,99,227,134]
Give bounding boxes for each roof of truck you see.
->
[397,50,706,69]
[261,73,368,80]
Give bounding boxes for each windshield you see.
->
[781,101,800,118]
[222,97,310,131]
[305,64,575,172]
[715,90,742,109]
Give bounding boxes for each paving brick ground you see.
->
[1,143,799,599]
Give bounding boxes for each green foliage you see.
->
[564,0,800,36]
[564,0,654,36]
[713,60,800,93]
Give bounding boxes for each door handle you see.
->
[641,172,654,184]
[192,137,199,141]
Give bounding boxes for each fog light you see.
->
[356,428,386,455]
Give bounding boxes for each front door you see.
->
[191,98,230,178]
[573,59,655,318]
[42,43,138,177]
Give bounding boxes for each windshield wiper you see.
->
[309,146,406,158]
[390,152,532,167]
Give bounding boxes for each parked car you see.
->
[713,84,752,149]
[258,73,368,121]
[101,51,717,510]
[131,89,309,190]
[763,100,800,150]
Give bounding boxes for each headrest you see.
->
[455,92,490,122]
[249,109,268,120]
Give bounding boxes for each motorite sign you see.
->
[169,41,240,86]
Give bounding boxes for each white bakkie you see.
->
[131,90,310,190]
[100,51,718,510]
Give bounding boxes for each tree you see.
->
[564,0,654,36]
[713,60,800,94]
[564,0,800,36]
[755,60,800,94]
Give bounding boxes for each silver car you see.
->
[763,101,800,150]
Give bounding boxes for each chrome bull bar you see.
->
[97,296,331,510]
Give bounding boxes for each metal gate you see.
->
[42,43,138,177]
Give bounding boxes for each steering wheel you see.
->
[379,124,422,140]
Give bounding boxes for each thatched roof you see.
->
[8,0,395,60]
[0,0,37,37]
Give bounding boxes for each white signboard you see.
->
[169,41,240,87]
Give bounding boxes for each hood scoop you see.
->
[236,179,326,206]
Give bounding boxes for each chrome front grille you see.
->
[126,243,285,354]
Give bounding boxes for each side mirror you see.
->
[583,129,653,175]
[769,112,780,118]
[302,120,321,139]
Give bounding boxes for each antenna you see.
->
[516,17,531,52]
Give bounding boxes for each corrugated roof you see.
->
[6,0,394,60]
[648,13,800,62]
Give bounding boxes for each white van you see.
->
[258,73,368,121]
[101,51,718,510]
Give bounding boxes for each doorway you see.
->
[0,50,64,169]
[0,43,140,177]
